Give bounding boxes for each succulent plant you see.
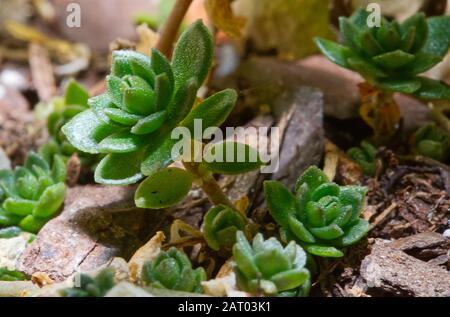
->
[38,80,99,168]
[413,123,450,162]
[264,166,369,258]
[203,205,248,251]
[62,20,262,210]
[142,247,206,293]
[0,152,66,233]
[61,268,115,297]
[315,9,450,99]
[0,268,27,281]
[347,141,377,176]
[232,231,311,297]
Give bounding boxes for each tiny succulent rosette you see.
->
[61,268,115,297]
[142,247,206,293]
[203,204,248,251]
[0,152,66,233]
[39,80,99,167]
[347,141,377,176]
[413,123,450,162]
[264,166,369,258]
[315,9,450,99]
[232,231,311,297]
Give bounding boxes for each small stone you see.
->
[443,229,450,239]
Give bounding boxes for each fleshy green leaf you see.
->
[154,74,173,113]
[264,181,297,228]
[95,151,145,185]
[309,224,344,240]
[32,183,65,218]
[302,244,344,258]
[135,167,193,209]
[288,216,315,244]
[295,166,329,193]
[64,79,89,107]
[337,219,369,246]
[181,89,237,136]
[131,111,167,135]
[172,20,213,90]
[18,215,47,233]
[347,57,387,79]
[62,109,117,154]
[271,268,310,292]
[402,53,442,75]
[202,141,263,175]
[421,16,450,57]
[167,78,197,126]
[151,48,174,91]
[103,108,142,126]
[376,78,422,94]
[140,134,177,176]
[400,13,428,53]
[51,155,67,183]
[314,38,354,69]
[98,131,143,153]
[3,198,36,216]
[413,77,450,100]
[372,50,415,69]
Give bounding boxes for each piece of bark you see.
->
[271,87,324,189]
[28,43,55,102]
[17,185,167,281]
[360,239,450,297]
[389,232,450,264]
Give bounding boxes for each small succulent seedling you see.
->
[61,268,115,297]
[0,268,27,281]
[347,140,377,176]
[232,231,311,297]
[0,152,66,233]
[413,123,450,162]
[39,80,99,168]
[141,247,206,293]
[315,9,450,142]
[203,204,249,251]
[264,166,369,258]
[63,20,263,209]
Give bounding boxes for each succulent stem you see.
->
[156,0,194,58]
[182,160,235,209]
[358,82,401,145]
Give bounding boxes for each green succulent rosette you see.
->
[347,141,377,176]
[203,205,248,251]
[264,166,369,258]
[62,20,237,188]
[0,268,27,281]
[39,80,100,168]
[141,247,206,293]
[61,268,115,297]
[0,152,66,233]
[413,123,450,162]
[232,231,311,297]
[315,9,450,99]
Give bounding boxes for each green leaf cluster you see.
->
[413,123,450,162]
[0,268,28,281]
[62,21,237,188]
[203,205,247,251]
[61,268,115,297]
[232,231,310,296]
[39,80,99,168]
[264,166,369,258]
[347,141,377,176]
[315,9,450,99]
[141,247,206,293]
[0,152,66,233]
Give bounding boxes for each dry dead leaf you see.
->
[128,231,165,282]
[136,24,160,55]
[205,0,246,38]
[202,260,249,297]
[31,272,54,287]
